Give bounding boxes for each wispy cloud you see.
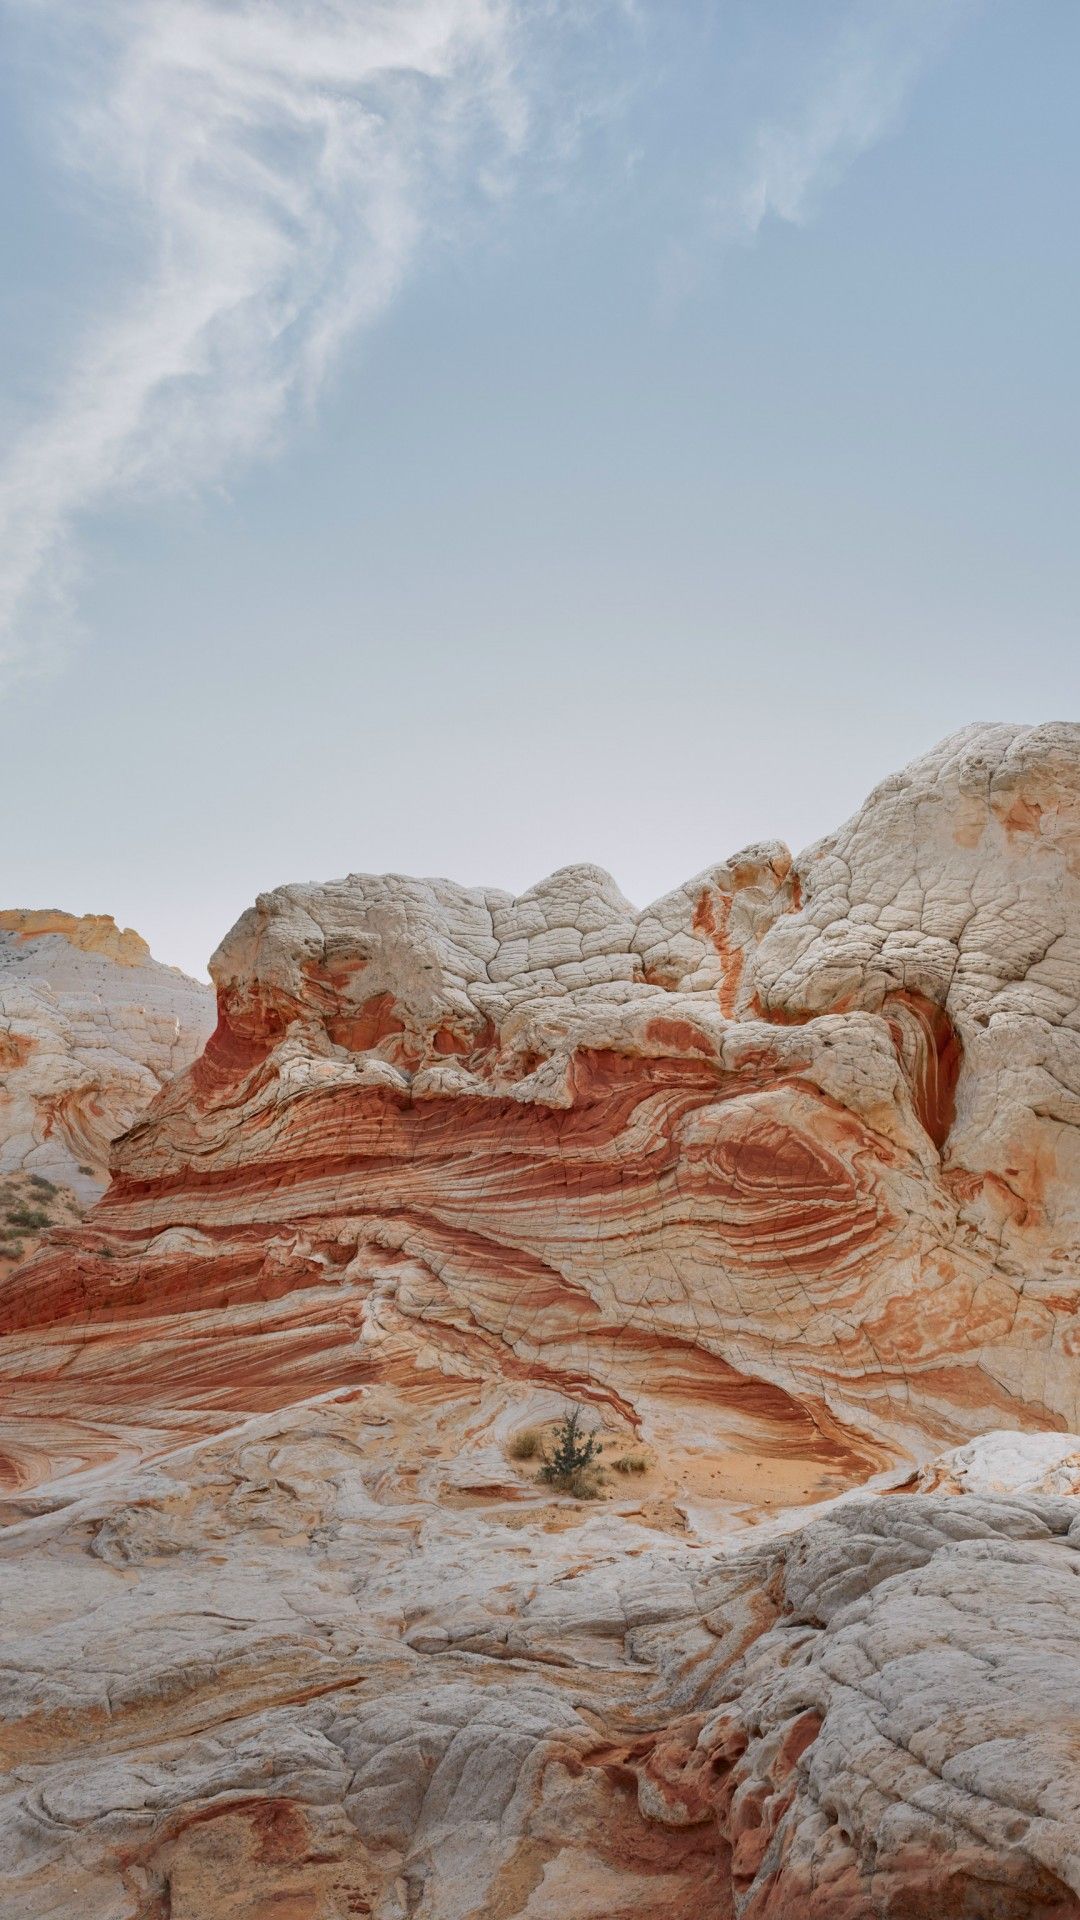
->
[726,1,968,237]
[657,0,971,312]
[0,0,533,675]
[0,0,969,679]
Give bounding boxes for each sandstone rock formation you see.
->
[2,723,1079,1918]
[0,1397,1076,1918]
[5,724,1079,1484]
[912,1426,1080,1496]
[0,910,215,1205]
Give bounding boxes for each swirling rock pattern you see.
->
[5,725,1079,1485]
[2,723,1080,1917]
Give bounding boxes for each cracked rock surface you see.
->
[0,1412,1076,1918]
[6,724,1080,1481]
[0,910,214,1202]
[2,724,1080,1915]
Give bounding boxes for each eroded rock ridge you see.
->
[1,723,1079,1918]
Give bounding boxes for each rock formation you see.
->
[6,723,1079,1474]
[1,723,1078,1918]
[910,1426,1080,1496]
[1,1400,1077,1918]
[0,910,215,1206]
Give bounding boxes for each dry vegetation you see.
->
[0,1172,83,1276]
[507,1411,657,1502]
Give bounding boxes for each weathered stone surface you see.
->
[5,724,1079,1490]
[691,1494,1080,1917]
[912,1426,1080,1495]
[2,724,1080,1917]
[0,1405,1076,1918]
[0,909,215,1202]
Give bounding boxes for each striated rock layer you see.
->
[0,910,215,1205]
[5,724,1080,1487]
[2,724,1080,1918]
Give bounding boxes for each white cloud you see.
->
[725,2,968,239]
[657,0,971,314]
[0,0,530,675]
[0,0,970,678]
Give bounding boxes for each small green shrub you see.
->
[5,1206,48,1230]
[509,1428,541,1461]
[538,1408,603,1499]
[612,1454,649,1474]
[28,1175,57,1197]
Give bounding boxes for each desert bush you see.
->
[538,1408,603,1498]
[5,1205,48,1230]
[509,1428,542,1461]
[28,1175,57,1197]
[612,1454,648,1474]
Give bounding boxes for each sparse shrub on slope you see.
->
[538,1408,603,1499]
[5,1205,49,1231]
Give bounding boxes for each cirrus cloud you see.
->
[0,0,534,673]
[0,0,970,681]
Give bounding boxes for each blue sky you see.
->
[1,0,1077,978]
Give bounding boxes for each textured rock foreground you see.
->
[2,722,1080,1916]
[1,1415,1077,1918]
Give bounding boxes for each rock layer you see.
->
[5,725,1080,1489]
[0,910,215,1202]
[2,724,1080,1917]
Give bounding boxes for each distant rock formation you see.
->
[1,725,1078,1919]
[0,910,215,1205]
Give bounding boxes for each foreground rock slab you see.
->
[0,1401,1076,1919]
[4,723,1080,1916]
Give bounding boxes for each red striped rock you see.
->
[4,724,1078,1491]
[2,723,1080,1919]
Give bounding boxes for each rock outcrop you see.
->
[911,1426,1080,1496]
[0,910,215,1205]
[2,723,1079,1918]
[5,724,1079,1485]
[0,1400,1076,1918]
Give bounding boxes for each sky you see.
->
[1,0,1077,980]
